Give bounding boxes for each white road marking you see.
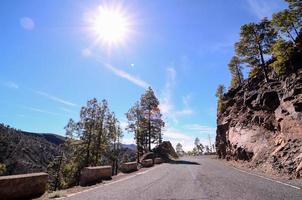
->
[233,167,301,190]
[137,164,164,175]
[62,164,165,199]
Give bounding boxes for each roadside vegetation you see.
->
[46,87,164,191]
[177,137,215,157]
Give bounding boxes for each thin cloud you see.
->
[164,129,192,141]
[163,125,216,151]
[60,107,77,114]
[3,81,19,89]
[120,120,128,130]
[175,109,193,116]
[96,58,149,89]
[23,106,61,116]
[20,17,35,30]
[85,51,149,89]
[163,128,207,151]
[81,48,92,57]
[246,0,280,19]
[34,90,77,107]
[159,67,176,115]
[104,63,149,88]
[159,67,194,124]
[122,137,135,145]
[185,124,216,134]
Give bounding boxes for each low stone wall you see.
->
[80,166,112,186]
[141,159,154,167]
[154,157,163,164]
[120,162,138,173]
[0,172,48,200]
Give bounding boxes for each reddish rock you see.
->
[216,68,302,178]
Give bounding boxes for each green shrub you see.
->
[0,163,6,175]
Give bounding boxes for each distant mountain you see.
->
[121,143,137,151]
[19,131,65,145]
[0,124,136,176]
[0,124,61,175]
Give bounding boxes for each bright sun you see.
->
[90,5,131,45]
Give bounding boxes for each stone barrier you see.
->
[80,166,112,186]
[0,172,48,200]
[141,159,154,167]
[120,162,138,173]
[154,157,163,164]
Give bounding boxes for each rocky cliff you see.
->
[216,62,302,178]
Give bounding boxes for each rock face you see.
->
[216,69,302,177]
[153,141,178,161]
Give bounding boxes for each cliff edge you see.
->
[216,38,302,178]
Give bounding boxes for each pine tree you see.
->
[47,148,64,191]
[194,137,204,155]
[60,98,123,186]
[93,99,109,166]
[215,84,225,98]
[235,18,277,82]
[126,101,144,162]
[270,39,294,75]
[285,0,302,27]
[216,84,225,113]
[176,143,184,156]
[272,9,300,41]
[107,112,123,175]
[140,87,163,151]
[228,56,243,88]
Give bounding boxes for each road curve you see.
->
[65,156,302,200]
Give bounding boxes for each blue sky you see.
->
[0,0,286,150]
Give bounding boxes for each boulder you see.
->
[261,91,280,111]
[154,157,163,164]
[80,166,112,186]
[141,159,153,167]
[120,162,138,173]
[293,102,302,112]
[152,141,178,161]
[0,172,48,200]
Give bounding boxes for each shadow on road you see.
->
[169,160,200,165]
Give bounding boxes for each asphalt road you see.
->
[66,156,302,200]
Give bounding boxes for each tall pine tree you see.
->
[235,18,277,82]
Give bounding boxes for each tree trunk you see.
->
[258,44,269,82]
[85,128,91,167]
[148,109,151,151]
[236,64,242,85]
[136,130,140,162]
[292,23,299,37]
[95,121,103,165]
[86,133,91,167]
[287,30,295,42]
[54,153,63,191]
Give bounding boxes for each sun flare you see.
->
[90,5,131,45]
